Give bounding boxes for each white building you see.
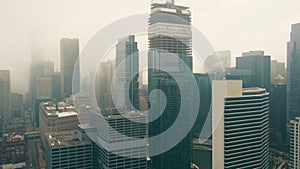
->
[212,80,269,169]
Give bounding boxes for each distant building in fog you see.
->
[36,76,52,99]
[212,80,269,169]
[60,38,80,98]
[11,93,23,119]
[95,60,114,108]
[271,60,286,84]
[205,50,231,72]
[51,72,62,101]
[0,70,10,135]
[115,35,139,110]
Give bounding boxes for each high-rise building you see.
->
[51,72,62,101]
[60,38,80,98]
[270,84,287,143]
[86,108,147,169]
[212,80,269,169]
[287,23,300,121]
[95,60,114,108]
[290,117,300,169]
[10,93,23,119]
[44,131,93,169]
[192,73,211,138]
[36,76,52,99]
[236,50,271,90]
[29,60,54,106]
[39,101,78,146]
[115,35,139,110]
[271,60,286,84]
[0,70,10,135]
[148,1,193,168]
[205,50,232,72]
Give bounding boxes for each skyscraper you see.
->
[60,38,80,98]
[0,70,10,135]
[270,84,287,143]
[287,23,300,121]
[11,93,23,119]
[236,50,271,90]
[271,60,286,84]
[86,108,147,169]
[115,35,139,110]
[290,117,300,169]
[212,80,269,169]
[148,1,192,168]
[51,72,62,101]
[95,60,114,108]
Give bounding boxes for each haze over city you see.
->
[1,0,300,93]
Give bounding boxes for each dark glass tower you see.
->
[236,51,271,90]
[148,1,192,168]
[287,23,300,121]
[60,38,80,98]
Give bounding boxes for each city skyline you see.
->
[1,0,300,93]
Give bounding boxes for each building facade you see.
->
[0,70,10,135]
[148,1,193,168]
[236,50,271,90]
[85,108,147,169]
[287,23,300,121]
[115,35,139,111]
[39,101,78,146]
[290,117,300,169]
[60,38,80,98]
[44,131,93,169]
[212,80,269,169]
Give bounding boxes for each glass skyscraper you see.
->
[148,1,193,168]
[115,35,139,111]
[60,38,80,98]
[287,23,300,121]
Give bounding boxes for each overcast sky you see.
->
[0,0,300,93]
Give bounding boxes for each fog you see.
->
[0,0,300,93]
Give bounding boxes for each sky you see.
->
[0,0,300,93]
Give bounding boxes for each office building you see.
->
[60,38,80,98]
[95,60,114,108]
[85,108,147,169]
[148,1,193,168]
[236,50,271,89]
[0,70,10,135]
[205,50,231,72]
[39,101,78,145]
[290,117,300,169]
[271,60,286,84]
[115,35,139,110]
[44,131,93,169]
[51,72,62,101]
[270,84,287,143]
[36,76,52,99]
[192,73,211,138]
[212,80,269,169]
[29,61,54,103]
[11,93,23,119]
[287,23,300,121]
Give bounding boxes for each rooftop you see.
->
[46,131,91,148]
